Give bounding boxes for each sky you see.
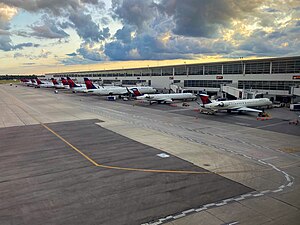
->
[0,0,299,75]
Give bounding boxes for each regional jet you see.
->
[83,78,156,96]
[51,78,65,89]
[66,77,87,92]
[132,89,196,104]
[199,94,272,115]
[36,78,54,88]
[60,77,70,89]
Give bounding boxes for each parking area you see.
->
[0,119,253,225]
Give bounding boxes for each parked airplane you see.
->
[20,78,32,86]
[83,78,156,95]
[36,78,54,88]
[132,89,196,104]
[51,78,65,89]
[66,77,86,92]
[199,94,272,114]
[60,77,70,89]
[84,78,128,95]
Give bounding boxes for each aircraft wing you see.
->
[235,107,262,113]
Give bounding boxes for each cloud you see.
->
[1,0,103,16]
[60,55,96,65]
[66,52,77,56]
[2,0,300,62]
[112,0,158,31]
[28,15,70,39]
[69,11,110,43]
[13,49,51,59]
[13,42,40,50]
[76,43,108,61]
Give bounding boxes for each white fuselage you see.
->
[204,98,272,110]
[85,86,127,95]
[85,86,156,95]
[130,86,156,94]
[71,84,87,92]
[136,93,196,103]
[39,82,54,88]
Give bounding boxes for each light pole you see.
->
[240,57,245,99]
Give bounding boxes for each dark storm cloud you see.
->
[238,28,298,57]
[1,0,107,53]
[69,11,110,43]
[75,43,107,61]
[157,0,263,38]
[115,25,134,43]
[111,0,157,31]
[1,0,103,15]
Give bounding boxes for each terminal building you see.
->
[46,56,300,103]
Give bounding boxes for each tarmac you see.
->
[0,84,299,225]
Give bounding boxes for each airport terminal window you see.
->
[272,60,300,74]
[245,62,270,74]
[141,69,151,76]
[122,80,146,85]
[204,64,222,75]
[184,80,232,88]
[238,81,300,90]
[188,65,203,75]
[152,68,162,76]
[223,64,242,74]
[175,66,187,75]
[132,70,142,76]
[162,67,173,76]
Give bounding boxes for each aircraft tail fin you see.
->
[61,77,68,85]
[84,78,97,89]
[199,94,212,105]
[67,77,79,88]
[130,88,142,97]
[36,78,42,85]
[51,78,59,85]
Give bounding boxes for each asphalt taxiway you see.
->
[0,84,299,225]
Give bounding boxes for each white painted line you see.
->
[261,156,278,161]
[156,153,170,158]
[182,209,195,214]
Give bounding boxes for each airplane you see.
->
[83,78,157,95]
[51,78,65,89]
[36,78,54,88]
[83,78,128,95]
[199,94,272,115]
[60,77,70,89]
[132,89,197,104]
[66,77,87,93]
[20,78,32,86]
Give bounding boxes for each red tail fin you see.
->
[67,77,79,88]
[84,78,97,89]
[36,78,42,85]
[130,88,142,96]
[51,78,59,85]
[61,78,68,85]
[199,94,212,105]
